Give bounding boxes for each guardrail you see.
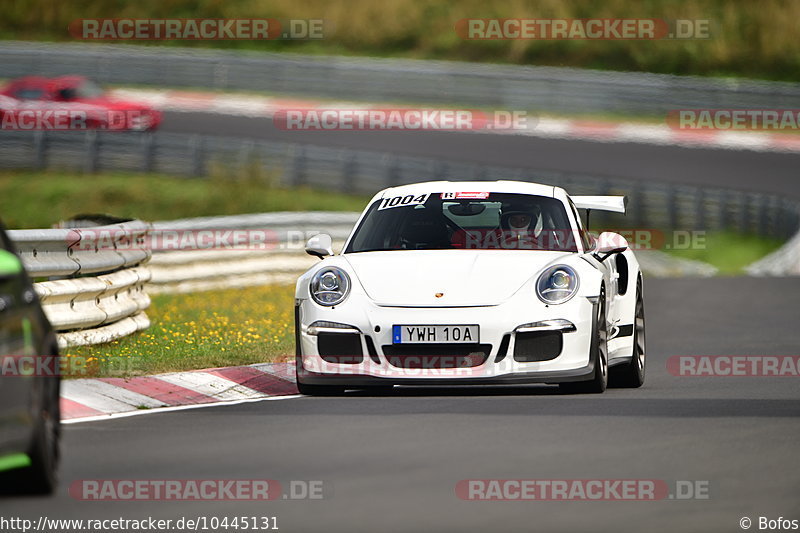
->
[746,204,800,276]
[2,41,800,115]
[147,212,357,293]
[8,220,152,349]
[2,130,798,241]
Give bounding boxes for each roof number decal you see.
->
[378,193,430,210]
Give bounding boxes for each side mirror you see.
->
[305,233,333,259]
[594,232,628,262]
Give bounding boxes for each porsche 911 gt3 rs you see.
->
[294,180,646,395]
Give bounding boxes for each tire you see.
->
[3,376,61,494]
[295,352,346,396]
[296,381,346,396]
[610,279,646,388]
[560,288,608,394]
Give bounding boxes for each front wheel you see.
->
[295,353,345,396]
[560,289,608,394]
[2,375,61,494]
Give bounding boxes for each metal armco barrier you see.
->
[746,220,800,276]
[146,212,357,293]
[2,41,800,114]
[8,220,152,348]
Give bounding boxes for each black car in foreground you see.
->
[0,221,61,494]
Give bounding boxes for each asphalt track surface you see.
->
[4,278,800,532]
[161,111,800,198]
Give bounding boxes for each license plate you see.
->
[392,325,479,344]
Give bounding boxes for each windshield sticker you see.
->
[378,193,431,210]
[440,192,490,199]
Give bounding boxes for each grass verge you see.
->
[0,170,369,229]
[663,231,784,275]
[64,284,296,378]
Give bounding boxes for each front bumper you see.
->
[296,294,596,386]
[298,363,596,386]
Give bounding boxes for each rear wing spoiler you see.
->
[571,196,627,214]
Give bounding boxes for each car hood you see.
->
[344,250,572,307]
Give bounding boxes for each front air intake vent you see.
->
[317,333,363,364]
[513,331,562,362]
[494,334,511,363]
[365,335,381,364]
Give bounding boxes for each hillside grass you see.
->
[662,231,783,275]
[1,0,798,81]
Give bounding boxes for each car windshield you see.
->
[345,192,579,253]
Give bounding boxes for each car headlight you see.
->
[536,265,579,304]
[310,267,351,306]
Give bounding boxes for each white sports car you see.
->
[294,180,645,395]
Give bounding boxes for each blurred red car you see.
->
[0,75,162,131]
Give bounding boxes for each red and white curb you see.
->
[61,362,299,424]
[112,88,800,154]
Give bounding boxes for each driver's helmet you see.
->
[500,204,541,231]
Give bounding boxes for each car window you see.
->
[13,88,46,100]
[346,192,578,253]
